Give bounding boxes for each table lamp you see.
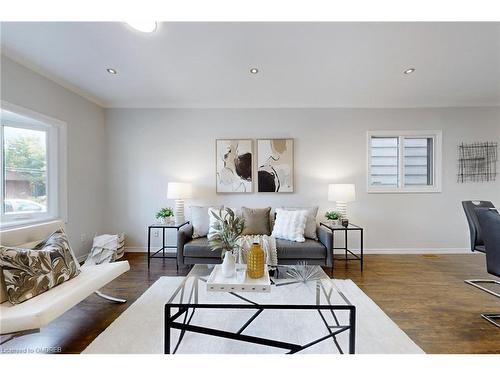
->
[328,184,356,219]
[167,182,192,224]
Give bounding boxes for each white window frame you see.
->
[367,130,442,194]
[1,101,67,228]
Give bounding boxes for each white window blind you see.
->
[404,138,433,187]
[370,137,399,187]
[368,131,441,193]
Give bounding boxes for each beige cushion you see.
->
[0,220,65,304]
[0,261,130,334]
[241,207,271,235]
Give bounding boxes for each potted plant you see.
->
[208,208,245,277]
[325,211,341,225]
[155,207,174,224]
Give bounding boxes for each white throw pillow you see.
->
[191,206,222,238]
[271,208,308,242]
[281,206,318,240]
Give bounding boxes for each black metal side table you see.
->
[320,222,364,273]
[147,222,189,270]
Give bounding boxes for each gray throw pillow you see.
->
[281,206,319,240]
[241,207,272,235]
[0,229,81,304]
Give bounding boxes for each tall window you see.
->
[1,106,64,226]
[367,130,442,193]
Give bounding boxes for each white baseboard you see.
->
[125,247,175,253]
[124,247,471,255]
[125,247,147,252]
[362,248,470,254]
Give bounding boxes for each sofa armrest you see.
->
[317,225,333,268]
[177,224,194,267]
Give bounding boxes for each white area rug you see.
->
[83,277,424,354]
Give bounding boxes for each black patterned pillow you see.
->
[0,229,81,304]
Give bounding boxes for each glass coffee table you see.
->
[164,264,356,354]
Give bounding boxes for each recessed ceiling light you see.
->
[404,68,416,75]
[250,68,259,74]
[126,22,157,33]
[106,68,117,75]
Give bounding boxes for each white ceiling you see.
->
[1,22,499,108]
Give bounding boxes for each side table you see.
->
[147,222,189,270]
[320,222,364,273]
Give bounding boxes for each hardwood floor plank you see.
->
[1,253,498,354]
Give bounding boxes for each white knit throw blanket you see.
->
[236,235,278,267]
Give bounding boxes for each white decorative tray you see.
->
[207,264,271,293]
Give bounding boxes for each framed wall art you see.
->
[215,139,253,193]
[257,138,294,193]
[457,141,498,183]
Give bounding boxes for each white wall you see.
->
[104,107,500,252]
[3,55,499,255]
[1,56,107,258]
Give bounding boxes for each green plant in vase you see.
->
[155,207,174,224]
[208,208,245,277]
[325,211,341,225]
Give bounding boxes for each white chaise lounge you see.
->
[0,220,130,344]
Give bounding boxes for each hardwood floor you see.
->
[1,252,499,354]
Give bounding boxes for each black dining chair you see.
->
[465,207,500,328]
[462,200,496,253]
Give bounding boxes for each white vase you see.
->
[329,219,340,226]
[221,252,236,278]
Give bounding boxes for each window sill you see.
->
[0,216,60,231]
[367,188,442,194]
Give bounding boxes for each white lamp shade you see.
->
[167,182,192,199]
[328,184,356,202]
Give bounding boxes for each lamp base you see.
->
[174,199,185,225]
[336,201,347,219]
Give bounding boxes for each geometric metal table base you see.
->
[165,303,356,354]
[165,276,356,354]
[464,279,500,328]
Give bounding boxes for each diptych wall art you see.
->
[216,139,253,193]
[257,139,294,193]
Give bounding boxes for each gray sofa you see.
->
[177,224,333,268]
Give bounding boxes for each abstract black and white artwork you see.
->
[216,139,253,193]
[257,139,294,193]
[458,142,498,183]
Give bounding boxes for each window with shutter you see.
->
[367,131,441,193]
